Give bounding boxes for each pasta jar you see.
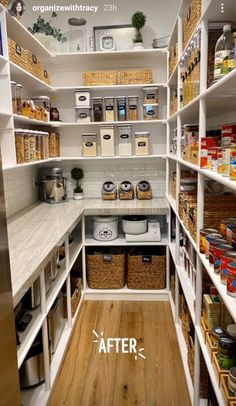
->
[143,87,158,104]
[92,97,103,122]
[230,150,236,180]
[128,96,138,121]
[15,129,25,164]
[205,233,223,259]
[135,132,150,156]
[117,125,132,156]
[200,228,218,254]
[227,261,236,297]
[104,97,115,122]
[218,336,236,370]
[213,244,232,274]
[116,96,127,121]
[35,131,42,161]
[100,126,115,156]
[220,250,236,285]
[143,104,158,120]
[82,133,97,157]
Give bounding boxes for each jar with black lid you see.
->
[92,97,103,122]
[218,336,236,370]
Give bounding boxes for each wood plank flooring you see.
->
[48,301,191,406]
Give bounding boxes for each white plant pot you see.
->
[73,192,83,200]
[133,42,144,50]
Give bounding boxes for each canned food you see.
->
[200,137,219,169]
[230,150,236,181]
[218,336,236,370]
[220,218,236,238]
[222,125,236,146]
[220,251,236,285]
[213,244,232,274]
[200,228,218,254]
[226,223,236,244]
[209,239,227,265]
[205,233,224,259]
[227,261,236,297]
[207,147,222,172]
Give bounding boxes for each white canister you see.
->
[75,89,91,107]
[93,216,119,241]
[117,125,132,156]
[135,132,150,156]
[100,126,115,156]
[76,107,91,123]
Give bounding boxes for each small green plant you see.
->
[71,168,84,193]
[131,11,146,43]
[28,13,67,43]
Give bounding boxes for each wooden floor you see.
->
[49,301,191,406]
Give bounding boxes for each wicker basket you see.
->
[117,68,153,85]
[169,44,178,78]
[63,276,82,317]
[25,50,42,79]
[83,70,117,86]
[8,38,27,70]
[86,247,126,289]
[127,247,166,290]
[39,67,51,85]
[183,0,202,48]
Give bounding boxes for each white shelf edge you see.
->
[69,243,83,270]
[59,155,167,161]
[176,264,196,324]
[84,234,169,246]
[13,114,56,126]
[59,119,167,126]
[54,83,167,91]
[85,286,169,295]
[9,61,52,90]
[3,158,59,170]
[46,268,70,314]
[52,48,167,57]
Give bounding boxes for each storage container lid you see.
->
[104,96,115,100]
[117,124,132,128]
[116,96,127,99]
[32,96,50,101]
[137,180,151,191]
[135,132,150,136]
[142,87,159,91]
[93,216,118,222]
[75,107,92,110]
[82,133,97,137]
[128,95,138,98]
[92,97,103,100]
[75,88,90,92]
[143,103,158,107]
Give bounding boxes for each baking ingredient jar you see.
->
[143,104,158,120]
[211,327,226,348]
[93,216,118,241]
[220,251,236,285]
[16,83,23,115]
[209,238,227,264]
[104,97,115,122]
[100,126,115,156]
[92,97,103,122]
[228,367,236,396]
[218,336,236,370]
[117,97,127,121]
[213,244,232,274]
[205,233,223,259]
[227,324,236,342]
[117,125,132,156]
[135,132,150,156]
[128,96,138,121]
[76,107,91,123]
[32,96,51,122]
[143,87,158,104]
[15,129,25,164]
[227,261,236,297]
[82,133,97,157]
[75,89,91,107]
[200,228,218,254]
[11,81,17,114]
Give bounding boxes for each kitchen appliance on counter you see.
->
[39,168,67,204]
[125,219,161,242]
[23,266,52,310]
[93,216,119,241]
[102,181,117,200]
[48,293,65,354]
[19,333,45,388]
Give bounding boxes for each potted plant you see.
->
[131,11,146,49]
[71,167,84,200]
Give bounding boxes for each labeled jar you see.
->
[92,97,103,122]
[228,367,236,396]
[143,87,158,104]
[104,97,115,122]
[135,132,150,156]
[82,133,97,157]
[117,96,127,121]
[75,89,91,107]
[15,129,24,164]
[200,228,218,254]
[220,251,236,285]
[211,327,226,348]
[128,96,138,121]
[227,261,236,297]
[143,104,158,120]
[117,125,132,156]
[11,81,17,114]
[213,244,232,274]
[23,130,31,163]
[218,336,236,370]
[76,107,91,123]
[100,126,115,156]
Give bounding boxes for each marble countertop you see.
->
[7,198,169,306]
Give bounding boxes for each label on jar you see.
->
[138,142,146,147]
[218,352,236,369]
[118,104,125,110]
[79,95,86,101]
[129,105,137,110]
[147,93,155,100]
[214,50,231,80]
[79,113,87,118]
[120,134,129,139]
[106,106,113,111]
[103,134,111,140]
[147,109,155,116]
[85,142,93,147]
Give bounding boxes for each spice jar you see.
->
[15,129,25,164]
[82,133,97,157]
[227,261,236,298]
[117,96,127,121]
[100,126,115,156]
[135,132,150,156]
[143,104,158,120]
[16,83,23,115]
[143,87,159,104]
[228,367,236,396]
[210,327,226,348]
[220,251,236,285]
[128,96,138,121]
[200,228,218,254]
[213,244,232,274]
[11,81,17,114]
[92,97,103,122]
[104,97,115,122]
[117,125,132,156]
[218,336,236,370]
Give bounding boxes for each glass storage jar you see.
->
[35,131,42,161]
[128,96,139,121]
[15,129,25,164]
[135,132,150,156]
[143,104,159,120]
[75,107,91,123]
[92,97,103,122]
[82,133,97,157]
[29,130,36,162]
[75,89,91,107]
[16,83,23,115]
[11,81,17,114]
[23,130,31,163]
[104,97,115,122]
[100,126,115,156]
[117,96,127,121]
[143,87,159,104]
[117,125,132,156]
[32,96,51,122]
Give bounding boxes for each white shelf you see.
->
[46,268,69,314]
[9,61,52,91]
[168,65,178,85]
[69,242,83,270]
[0,111,12,118]
[195,326,225,406]
[13,114,56,127]
[59,155,167,162]
[0,54,8,64]
[17,308,45,369]
[3,158,58,171]
[85,233,169,246]
[176,264,196,323]
[54,83,167,92]
[59,119,167,127]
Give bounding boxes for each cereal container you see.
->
[100,126,115,156]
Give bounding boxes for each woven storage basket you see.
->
[63,276,82,317]
[169,44,178,78]
[39,67,51,85]
[86,247,126,289]
[183,0,201,48]
[83,70,117,86]
[25,50,42,79]
[117,68,153,85]
[127,247,166,290]
[8,38,27,70]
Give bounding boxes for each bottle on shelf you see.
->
[214,24,233,82]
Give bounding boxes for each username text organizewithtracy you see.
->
[32,4,99,13]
